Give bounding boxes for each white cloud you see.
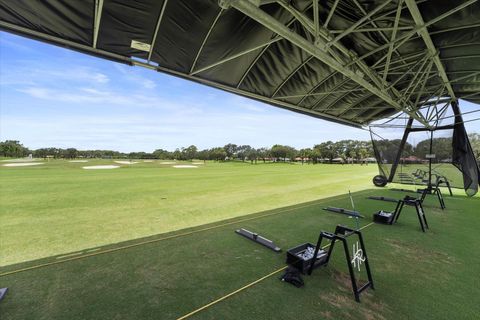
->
[17,86,170,108]
[92,72,109,84]
[142,79,156,89]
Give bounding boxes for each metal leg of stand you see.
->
[0,288,7,301]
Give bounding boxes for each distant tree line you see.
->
[1,136,479,163]
[0,140,375,163]
[373,133,480,163]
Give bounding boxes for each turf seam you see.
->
[175,222,376,320]
[0,194,363,277]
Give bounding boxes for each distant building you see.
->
[400,156,423,164]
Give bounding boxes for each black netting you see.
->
[452,104,480,196]
[370,105,480,196]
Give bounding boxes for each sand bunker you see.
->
[3,162,44,167]
[159,161,176,164]
[114,161,139,165]
[2,158,36,162]
[69,160,88,163]
[173,165,198,168]
[83,165,119,170]
[192,162,204,165]
[143,160,154,162]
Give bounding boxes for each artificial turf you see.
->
[1,161,479,319]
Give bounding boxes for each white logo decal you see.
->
[351,241,366,272]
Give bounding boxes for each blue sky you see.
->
[1,32,478,152]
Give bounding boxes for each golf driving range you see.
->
[1,0,480,319]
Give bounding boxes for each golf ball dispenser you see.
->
[287,225,374,302]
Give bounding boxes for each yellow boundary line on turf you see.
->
[176,222,376,320]
[0,194,362,277]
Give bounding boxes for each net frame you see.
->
[370,101,480,196]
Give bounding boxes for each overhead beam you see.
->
[222,0,428,125]
[327,1,392,49]
[383,0,403,83]
[405,0,478,101]
[276,88,366,100]
[190,37,282,75]
[337,94,376,118]
[312,0,319,40]
[429,22,480,35]
[1,19,132,64]
[93,0,104,48]
[272,0,431,124]
[271,56,314,97]
[148,0,169,62]
[311,78,353,111]
[329,26,414,34]
[349,0,479,76]
[297,72,343,106]
[351,0,411,76]
[190,8,224,73]
[324,0,340,28]
[236,2,314,88]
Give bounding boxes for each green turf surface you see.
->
[1,188,479,319]
[0,160,377,266]
[1,160,479,319]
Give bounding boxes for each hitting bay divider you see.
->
[175,222,375,320]
[0,192,365,278]
[369,189,430,232]
[391,187,446,209]
[308,225,373,302]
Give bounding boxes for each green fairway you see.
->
[1,187,479,320]
[0,160,377,266]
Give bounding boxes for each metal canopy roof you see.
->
[1,0,479,127]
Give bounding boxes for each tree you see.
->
[236,145,252,161]
[153,149,172,159]
[0,140,29,158]
[182,145,198,160]
[270,144,287,161]
[245,148,258,163]
[270,145,296,162]
[196,149,209,161]
[257,147,270,163]
[63,148,78,159]
[209,147,227,161]
[468,133,480,161]
[223,143,238,160]
[298,148,313,164]
[314,141,335,162]
[172,149,183,160]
